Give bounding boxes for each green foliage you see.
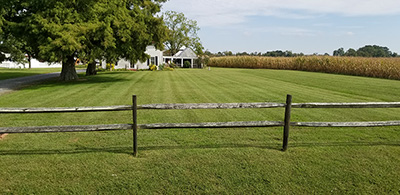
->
[158,63,165,70]
[0,35,28,65]
[105,63,115,71]
[149,64,157,71]
[209,50,305,57]
[333,47,345,56]
[345,48,357,56]
[168,62,179,69]
[183,61,191,68]
[357,45,394,57]
[334,45,397,57]
[163,11,203,55]
[1,0,168,80]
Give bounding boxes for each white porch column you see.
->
[191,58,193,68]
[181,57,183,67]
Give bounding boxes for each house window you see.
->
[147,56,159,66]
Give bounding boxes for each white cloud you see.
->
[162,0,400,27]
[236,26,319,37]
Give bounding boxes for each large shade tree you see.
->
[1,0,168,81]
[163,11,203,55]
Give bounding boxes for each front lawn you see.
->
[0,68,399,194]
[0,68,61,81]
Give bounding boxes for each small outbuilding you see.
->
[163,47,199,68]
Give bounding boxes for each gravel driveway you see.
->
[0,70,85,96]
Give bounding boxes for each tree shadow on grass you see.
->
[1,141,398,156]
[290,141,400,148]
[0,146,133,156]
[23,72,132,91]
[0,143,280,156]
[140,143,281,151]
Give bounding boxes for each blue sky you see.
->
[162,0,400,55]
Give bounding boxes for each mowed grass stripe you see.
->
[0,68,400,194]
[243,68,400,102]
[218,68,371,102]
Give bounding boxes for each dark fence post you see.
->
[282,94,292,151]
[132,95,138,157]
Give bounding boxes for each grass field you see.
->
[0,68,400,194]
[0,68,62,81]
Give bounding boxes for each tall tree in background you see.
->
[163,11,203,55]
[1,0,168,80]
[0,35,28,66]
[333,48,345,56]
[334,45,398,57]
[345,48,357,56]
[0,3,27,65]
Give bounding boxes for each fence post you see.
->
[132,95,138,157]
[282,94,292,151]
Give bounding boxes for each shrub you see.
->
[169,63,179,69]
[158,64,165,71]
[183,61,191,68]
[149,64,157,71]
[106,63,115,71]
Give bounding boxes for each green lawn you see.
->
[0,68,400,194]
[0,68,61,81]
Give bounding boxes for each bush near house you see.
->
[183,61,191,68]
[149,64,157,71]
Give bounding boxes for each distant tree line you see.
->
[333,45,398,57]
[205,45,398,58]
[205,50,306,57]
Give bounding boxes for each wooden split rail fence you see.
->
[1,95,400,156]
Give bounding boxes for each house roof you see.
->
[173,47,197,58]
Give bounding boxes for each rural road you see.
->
[0,69,85,96]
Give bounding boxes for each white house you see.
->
[111,45,164,70]
[109,46,199,70]
[0,54,62,69]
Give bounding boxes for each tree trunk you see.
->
[60,55,78,81]
[86,61,97,76]
[28,55,32,69]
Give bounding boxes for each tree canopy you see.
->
[1,0,168,80]
[163,11,203,56]
[333,45,398,57]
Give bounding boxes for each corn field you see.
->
[208,56,400,80]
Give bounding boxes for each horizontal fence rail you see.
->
[1,95,399,154]
[138,102,286,110]
[3,120,398,134]
[0,124,133,134]
[0,105,133,114]
[138,102,400,110]
[292,121,400,127]
[138,121,284,129]
[2,102,400,114]
[292,102,400,108]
